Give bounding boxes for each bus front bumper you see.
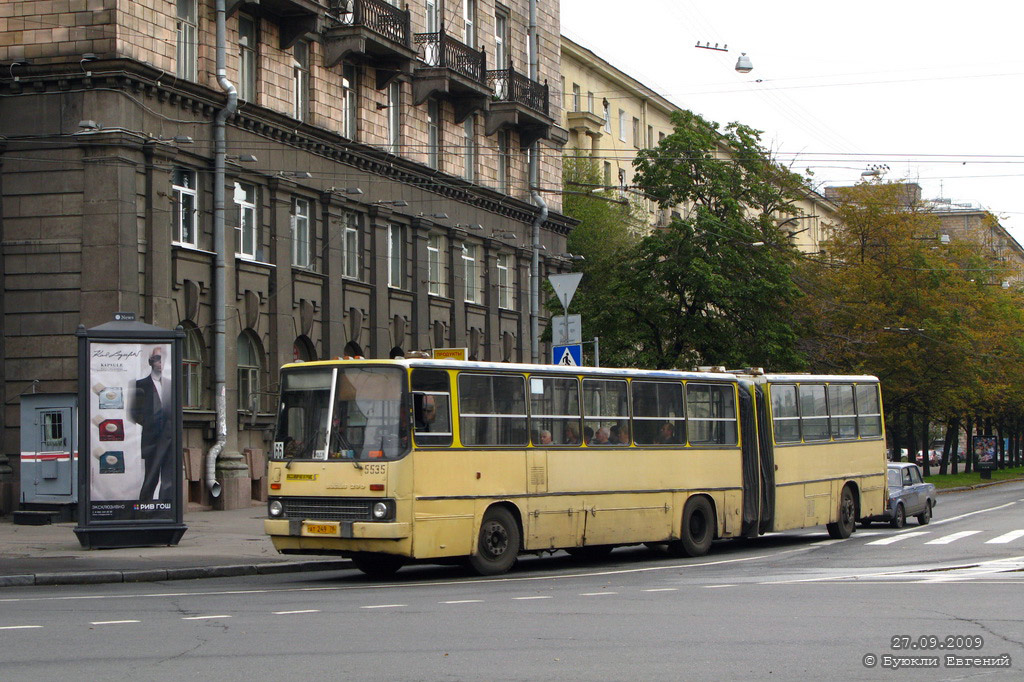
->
[265,518,410,540]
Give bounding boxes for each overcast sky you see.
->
[561,0,1024,243]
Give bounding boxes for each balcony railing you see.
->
[486,64,548,116]
[333,0,410,46]
[414,26,486,83]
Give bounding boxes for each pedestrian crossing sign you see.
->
[552,344,582,366]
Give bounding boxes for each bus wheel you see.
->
[469,507,520,576]
[352,553,405,578]
[827,486,856,538]
[566,545,614,562]
[668,496,715,557]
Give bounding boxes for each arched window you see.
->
[293,335,316,362]
[237,331,264,413]
[182,324,205,409]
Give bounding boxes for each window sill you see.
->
[235,255,276,269]
[172,243,216,256]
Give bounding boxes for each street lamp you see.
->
[735,52,753,73]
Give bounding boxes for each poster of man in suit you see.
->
[86,341,178,521]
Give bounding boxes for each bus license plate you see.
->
[304,522,339,536]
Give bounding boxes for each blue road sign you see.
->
[552,344,583,366]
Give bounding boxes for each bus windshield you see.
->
[272,365,408,461]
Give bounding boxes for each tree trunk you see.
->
[920,413,931,477]
[940,418,956,476]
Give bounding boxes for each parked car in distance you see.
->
[863,463,937,529]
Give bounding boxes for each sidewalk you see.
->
[0,504,350,588]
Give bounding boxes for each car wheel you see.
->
[916,501,932,525]
[890,503,906,529]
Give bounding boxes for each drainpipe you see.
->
[206,0,237,498]
[528,0,546,364]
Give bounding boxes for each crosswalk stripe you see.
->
[866,532,929,545]
[925,530,982,545]
[985,530,1024,544]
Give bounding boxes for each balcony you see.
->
[412,27,491,122]
[228,0,321,49]
[485,64,554,147]
[323,0,416,89]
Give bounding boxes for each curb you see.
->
[0,559,351,589]
[936,476,1024,494]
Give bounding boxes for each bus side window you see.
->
[411,369,453,447]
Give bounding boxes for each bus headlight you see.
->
[269,500,284,517]
[372,502,389,519]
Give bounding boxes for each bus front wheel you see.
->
[668,496,715,557]
[827,486,856,539]
[351,552,405,578]
[468,507,521,576]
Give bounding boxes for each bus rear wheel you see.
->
[351,552,405,578]
[668,496,715,557]
[827,486,856,538]
[468,507,520,576]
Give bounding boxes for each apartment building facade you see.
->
[560,36,836,251]
[0,0,571,510]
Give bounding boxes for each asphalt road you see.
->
[2,482,1022,681]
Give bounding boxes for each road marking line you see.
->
[865,532,930,545]
[273,610,320,615]
[512,596,553,600]
[925,530,981,545]
[90,620,140,625]
[703,584,736,589]
[360,604,406,609]
[986,530,1024,544]
[579,592,617,596]
[642,588,678,592]
[182,615,231,620]
[440,600,483,604]
[0,625,43,630]
[855,531,883,537]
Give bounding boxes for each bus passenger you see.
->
[656,421,676,444]
[564,424,581,445]
[592,427,612,445]
[615,424,631,445]
[583,426,594,444]
[538,429,553,445]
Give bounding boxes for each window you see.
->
[172,168,198,246]
[176,0,197,81]
[530,376,581,445]
[463,0,476,48]
[234,181,258,259]
[856,384,883,437]
[41,411,66,450]
[463,115,476,181]
[582,379,629,445]
[462,242,482,303]
[412,368,452,447]
[632,381,684,445]
[386,81,401,153]
[828,384,857,439]
[587,91,594,113]
[427,99,440,169]
[632,117,640,149]
[603,161,611,186]
[428,234,448,296]
[387,223,404,288]
[647,124,654,149]
[497,253,514,309]
[618,109,626,141]
[292,41,309,121]
[659,131,666,143]
[494,10,508,68]
[237,331,263,413]
[686,383,737,445]
[799,384,829,441]
[603,100,611,133]
[183,325,204,409]
[459,373,528,446]
[342,63,357,139]
[771,384,800,443]
[572,83,581,112]
[291,198,311,268]
[238,14,257,102]
[341,211,360,279]
[497,130,510,193]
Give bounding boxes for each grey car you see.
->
[863,463,937,528]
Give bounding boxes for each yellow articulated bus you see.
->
[264,359,887,577]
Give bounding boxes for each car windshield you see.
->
[272,366,408,461]
[887,469,902,488]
